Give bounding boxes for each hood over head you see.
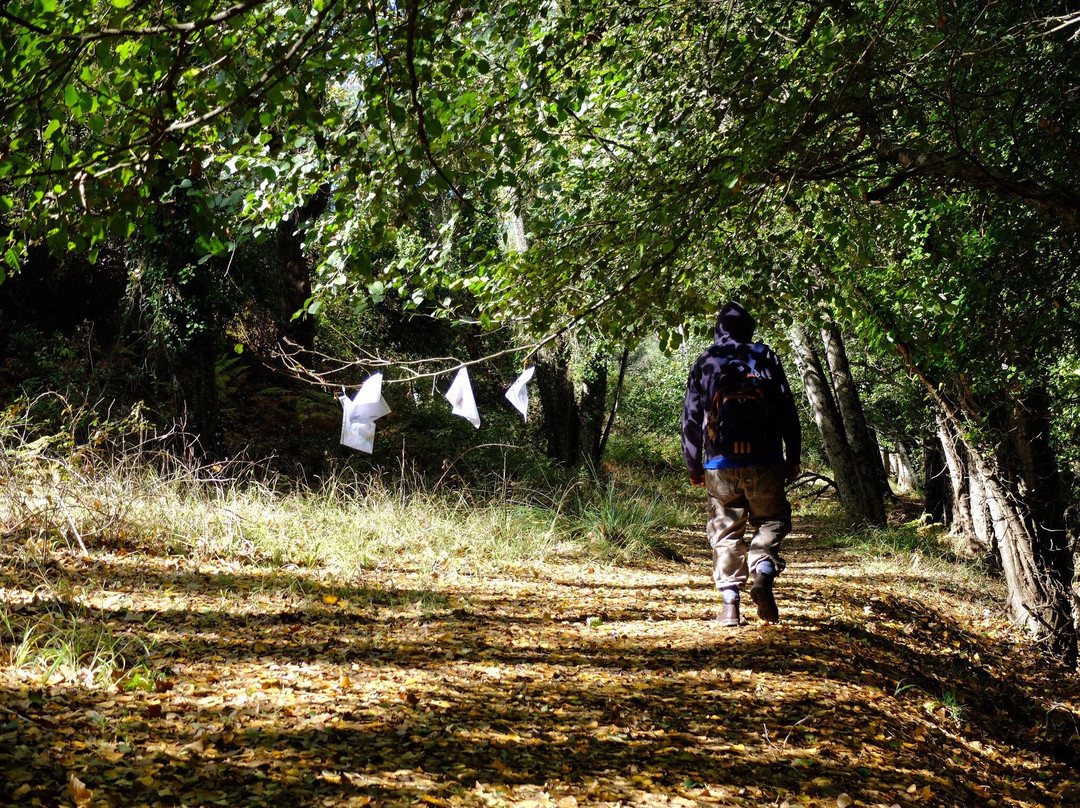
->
[713,301,756,347]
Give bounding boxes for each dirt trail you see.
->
[2,518,1079,808]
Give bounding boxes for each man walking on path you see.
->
[682,302,802,626]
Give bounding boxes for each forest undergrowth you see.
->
[2,439,1080,808]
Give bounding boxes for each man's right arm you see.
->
[682,362,706,484]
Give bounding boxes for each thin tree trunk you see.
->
[867,427,896,500]
[791,327,885,526]
[936,414,980,551]
[598,346,630,461]
[821,323,892,514]
[970,469,995,556]
[893,443,918,492]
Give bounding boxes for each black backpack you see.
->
[705,350,775,458]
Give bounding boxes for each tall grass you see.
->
[186,473,564,574]
[0,396,693,575]
[563,475,688,562]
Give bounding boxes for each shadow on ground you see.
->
[2,521,1078,808]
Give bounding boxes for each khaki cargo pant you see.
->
[704,466,791,589]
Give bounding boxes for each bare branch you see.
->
[1043,12,1080,38]
[260,332,558,392]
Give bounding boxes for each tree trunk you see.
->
[867,427,896,500]
[969,468,995,556]
[277,183,331,352]
[982,465,1077,666]
[1006,392,1071,564]
[937,412,997,556]
[939,419,970,535]
[821,322,892,511]
[578,354,608,470]
[922,434,949,525]
[897,341,1077,666]
[534,337,619,470]
[534,336,580,467]
[791,327,885,526]
[1004,392,1076,663]
[892,443,918,492]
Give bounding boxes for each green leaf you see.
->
[4,246,21,272]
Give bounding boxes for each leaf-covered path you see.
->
[3,519,1079,808]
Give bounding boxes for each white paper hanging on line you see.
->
[340,412,376,453]
[445,366,480,428]
[504,366,535,420]
[339,392,377,453]
[339,373,392,453]
[350,372,391,420]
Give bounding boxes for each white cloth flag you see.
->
[504,366,535,420]
[445,366,480,428]
[340,373,392,453]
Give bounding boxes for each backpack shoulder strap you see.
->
[708,343,754,366]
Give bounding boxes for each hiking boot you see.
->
[716,600,740,627]
[750,571,779,623]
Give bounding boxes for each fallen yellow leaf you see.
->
[67,773,92,808]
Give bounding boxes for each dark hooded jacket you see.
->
[681,302,802,480]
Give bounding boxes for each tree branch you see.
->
[73,0,272,40]
[405,0,473,210]
[862,135,1080,230]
